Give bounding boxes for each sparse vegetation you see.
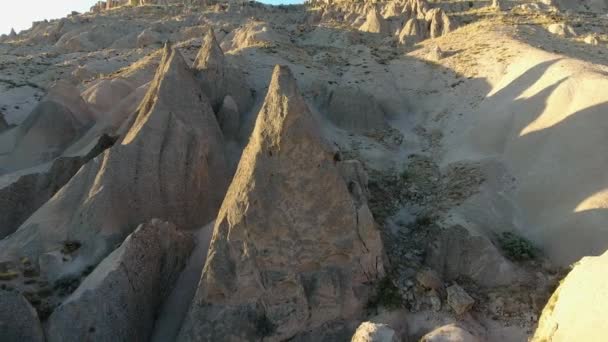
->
[367,276,403,310]
[498,232,538,261]
[255,312,276,337]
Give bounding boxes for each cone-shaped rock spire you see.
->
[178,65,385,341]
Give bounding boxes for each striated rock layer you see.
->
[178,65,385,341]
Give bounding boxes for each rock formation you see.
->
[46,220,193,341]
[193,28,253,113]
[533,251,608,341]
[0,134,116,239]
[0,43,228,281]
[0,290,45,342]
[178,65,385,341]
[359,6,390,35]
[398,18,428,45]
[425,8,452,39]
[0,81,94,172]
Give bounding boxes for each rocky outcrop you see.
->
[359,6,390,35]
[352,322,400,342]
[326,86,387,133]
[0,44,228,280]
[0,290,45,342]
[425,225,519,287]
[178,65,385,341]
[425,8,453,38]
[398,18,427,45]
[0,81,94,172]
[193,28,253,113]
[46,220,193,342]
[0,134,116,239]
[532,250,608,342]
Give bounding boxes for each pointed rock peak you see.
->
[124,43,206,145]
[9,28,16,37]
[252,65,316,147]
[193,27,224,71]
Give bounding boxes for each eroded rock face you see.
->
[360,6,390,35]
[179,65,385,341]
[425,225,519,287]
[533,251,608,342]
[0,290,45,342]
[217,95,240,140]
[46,220,193,342]
[425,8,453,39]
[0,44,228,280]
[0,134,116,239]
[0,80,94,172]
[398,18,427,46]
[420,324,480,342]
[193,28,253,113]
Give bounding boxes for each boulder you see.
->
[398,18,428,46]
[352,322,400,342]
[425,225,519,287]
[178,65,385,341]
[216,95,240,141]
[46,220,193,341]
[193,28,253,113]
[446,284,475,315]
[359,6,390,34]
[584,34,599,45]
[0,290,45,342]
[532,251,608,342]
[420,324,480,342]
[326,86,387,133]
[416,268,443,291]
[425,8,453,39]
[0,44,228,281]
[547,23,577,37]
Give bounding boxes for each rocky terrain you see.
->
[0,0,607,341]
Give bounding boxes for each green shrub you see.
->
[368,276,403,310]
[498,232,538,261]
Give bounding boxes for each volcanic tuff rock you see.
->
[0,43,228,280]
[359,6,390,35]
[0,81,94,172]
[351,322,400,342]
[217,95,240,140]
[0,134,115,239]
[326,86,387,133]
[0,290,45,342]
[178,65,385,341]
[193,28,253,113]
[0,113,8,132]
[46,220,193,341]
[532,250,608,342]
[420,324,480,342]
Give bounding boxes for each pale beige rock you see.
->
[584,34,599,45]
[547,23,577,37]
[360,6,390,35]
[193,28,253,113]
[446,284,475,315]
[416,268,443,290]
[352,322,400,342]
[421,324,480,342]
[0,290,45,342]
[398,18,428,45]
[533,251,608,342]
[425,8,453,39]
[0,44,228,281]
[178,65,385,341]
[46,220,193,342]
